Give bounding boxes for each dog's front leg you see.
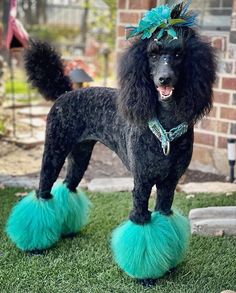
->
[111,176,190,282]
[129,179,153,224]
[155,178,178,215]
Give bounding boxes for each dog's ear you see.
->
[177,33,217,124]
[117,39,158,126]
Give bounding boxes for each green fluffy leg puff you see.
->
[111,210,190,279]
[6,183,91,251]
[51,182,91,236]
[6,192,62,251]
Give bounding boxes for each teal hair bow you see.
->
[126,0,197,42]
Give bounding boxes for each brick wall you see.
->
[117,0,236,175]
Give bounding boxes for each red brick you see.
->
[200,119,215,132]
[116,51,124,63]
[194,132,215,146]
[211,37,226,51]
[208,106,217,118]
[195,121,201,129]
[218,136,227,148]
[119,12,140,24]
[213,91,230,104]
[213,75,220,89]
[117,38,129,50]
[220,107,236,120]
[200,119,228,133]
[118,25,126,37]
[222,77,236,90]
[218,121,229,133]
[129,0,157,9]
[118,0,126,9]
[233,0,236,13]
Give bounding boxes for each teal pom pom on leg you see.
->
[6,183,91,251]
[168,210,191,268]
[111,210,190,279]
[52,182,91,236]
[6,192,61,251]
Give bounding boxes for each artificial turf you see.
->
[0,187,235,293]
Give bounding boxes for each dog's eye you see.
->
[150,55,158,61]
[175,53,180,58]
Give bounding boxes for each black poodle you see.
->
[6,2,216,284]
[25,28,215,223]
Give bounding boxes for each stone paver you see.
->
[87,177,157,195]
[0,175,87,190]
[5,131,45,148]
[88,177,133,192]
[17,106,50,117]
[0,175,39,189]
[189,206,236,236]
[2,174,236,196]
[179,182,236,194]
[19,118,46,128]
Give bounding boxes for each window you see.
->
[191,0,233,31]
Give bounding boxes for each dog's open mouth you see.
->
[157,86,174,100]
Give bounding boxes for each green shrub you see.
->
[27,25,80,43]
[6,80,29,95]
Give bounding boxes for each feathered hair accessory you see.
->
[126,0,198,42]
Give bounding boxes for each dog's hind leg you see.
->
[50,140,96,238]
[64,140,96,192]
[47,140,96,238]
[6,108,85,251]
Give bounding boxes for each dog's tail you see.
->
[24,40,72,101]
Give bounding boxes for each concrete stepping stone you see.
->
[19,118,46,128]
[5,131,45,148]
[17,106,50,117]
[179,182,236,194]
[189,206,236,236]
[88,177,133,192]
[87,177,157,194]
[0,175,87,190]
[0,175,39,189]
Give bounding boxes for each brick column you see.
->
[116,0,157,53]
[192,3,236,174]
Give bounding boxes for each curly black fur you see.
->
[117,38,158,126]
[118,27,216,125]
[24,40,72,100]
[25,26,216,229]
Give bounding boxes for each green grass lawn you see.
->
[0,188,235,293]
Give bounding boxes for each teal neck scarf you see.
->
[148,118,188,156]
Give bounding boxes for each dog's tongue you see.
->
[157,86,173,96]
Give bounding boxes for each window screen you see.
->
[191,0,232,31]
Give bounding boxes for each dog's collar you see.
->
[148,118,188,156]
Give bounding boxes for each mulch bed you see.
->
[83,143,226,183]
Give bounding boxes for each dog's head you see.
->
[118,24,216,126]
[147,36,185,102]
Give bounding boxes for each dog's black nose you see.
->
[159,77,171,85]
